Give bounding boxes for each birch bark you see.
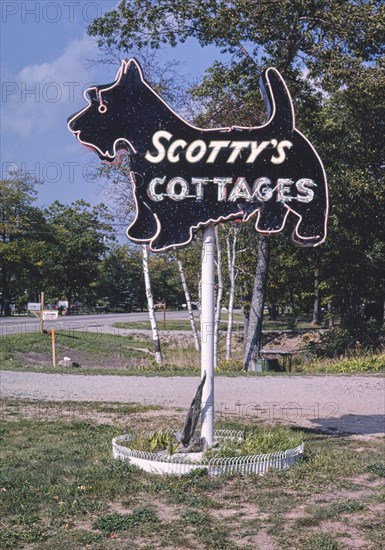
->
[226,225,239,360]
[177,257,201,351]
[312,266,320,325]
[214,226,223,369]
[142,244,163,366]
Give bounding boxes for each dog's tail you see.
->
[260,68,295,131]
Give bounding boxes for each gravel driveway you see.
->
[1,371,384,437]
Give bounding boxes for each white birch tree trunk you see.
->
[312,266,321,325]
[226,225,239,360]
[177,257,201,351]
[142,244,163,366]
[214,226,223,369]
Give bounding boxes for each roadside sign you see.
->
[28,302,41,311]
[68,58,328,252]
[43,310,59,321]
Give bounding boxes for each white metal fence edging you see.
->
[112,431,304,476]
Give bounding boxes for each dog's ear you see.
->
[119,58,143,88]
[260,68,295,131]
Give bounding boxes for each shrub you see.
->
[216,359,243,372]
[307,318,384,358]
[299,354,385,373]
[122,430,179,455]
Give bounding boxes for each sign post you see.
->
[200,225,215,448]
[51,328,56,368]
[39,292,44,335]
[68,57,328,451]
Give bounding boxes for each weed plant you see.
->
[205,426,304,459]
[298,353,385,373]
[126,430,180,455]
[122,426,304,458]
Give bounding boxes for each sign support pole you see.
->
[40,292,45,335]
[51,329,56,367]
[200,224,215,449]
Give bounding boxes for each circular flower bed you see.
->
[112,429,304,476]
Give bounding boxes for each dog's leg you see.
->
[127,197,159,243]
[254,202,289,235]
[150,218,193,252]
[289,208,327,247]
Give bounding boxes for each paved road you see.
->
[1,371,384,437]
[0,311,198,336]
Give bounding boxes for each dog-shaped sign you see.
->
[68,59,328,252]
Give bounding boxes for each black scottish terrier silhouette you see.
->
[68,59,328,252]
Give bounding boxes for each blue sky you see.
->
[1,1,226,213]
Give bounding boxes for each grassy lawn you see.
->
[113,319,242,332]
[114,319,200,331]
[0,330,202,376]
[112,314,312,332]
[1,329,384,376]
[1,398,384,549]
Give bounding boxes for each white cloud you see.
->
[1,34,106,139]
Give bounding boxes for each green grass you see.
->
[0,398,162,422]
[296,499,367,527]
[248,314,315,331]
[93,507,159,533]
[1,398,384,549]
[298,353,385,373]
[367,462,385,477]
[0,330,259,377]
[112,314,312,332]
[113,320,197,330]
[1,329,384,376]
[0,329,152,359]
[113,319,241,331]
[0,330,201,375]
[0,363,203,377]
[300,532,342,549]
[120,425,304,458]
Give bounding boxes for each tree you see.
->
[264,229,317,321]
[225,223,240,360]
[88,1,384,103]
[243,236,270,370]
[43,200,114,312]
[213,225,224,369]
[148,252,184,308]
[88,0,385,358]
[100,156,168,355]
[97,245,143,311]
[0,173,49,316]
[316,62,385,325]
[142,244,163,365]
[177,255,201,351]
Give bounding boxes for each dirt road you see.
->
[1,371,384,437]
